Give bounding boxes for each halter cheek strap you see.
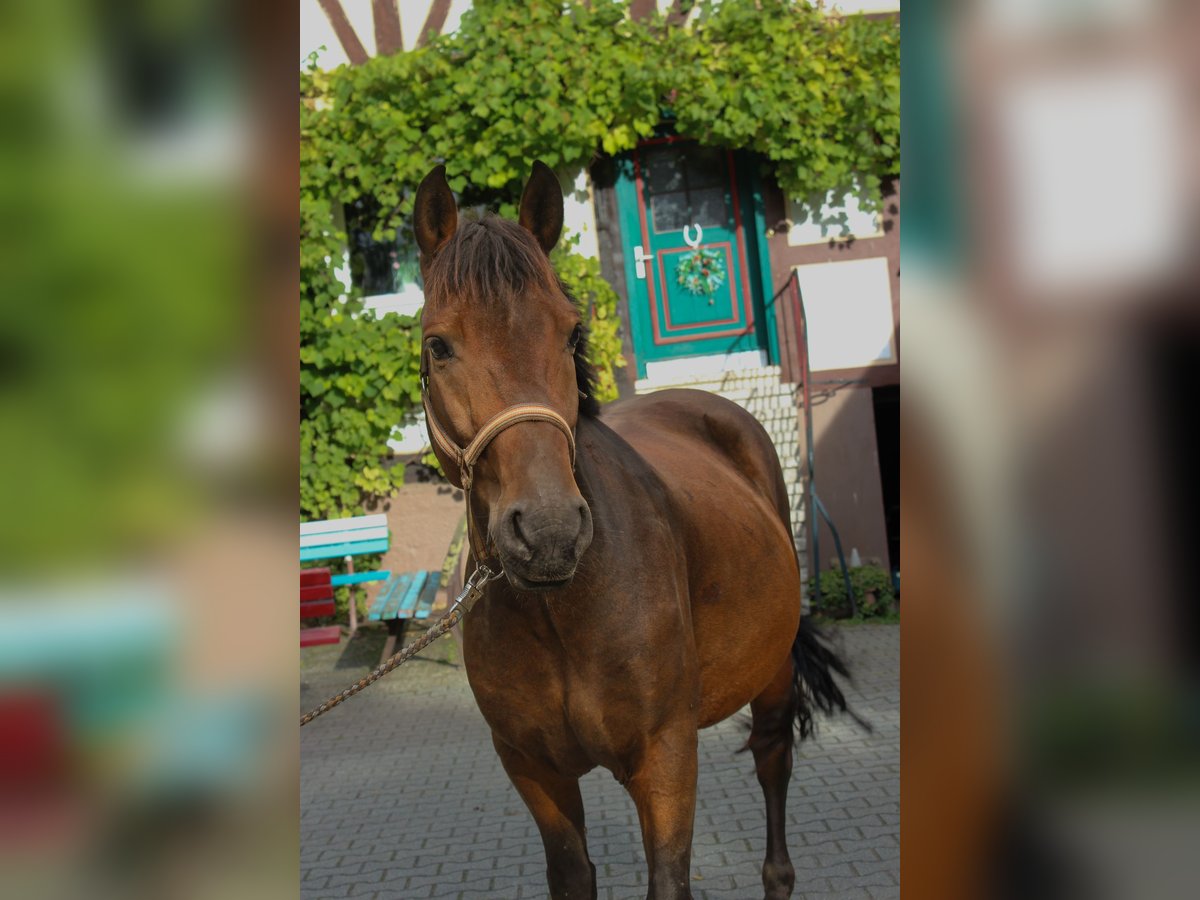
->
[420,356,577,562]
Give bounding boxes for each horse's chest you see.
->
[463,624,567,745]
[464,634,639,775]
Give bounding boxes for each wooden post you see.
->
[345,554,358,636]
[446,523,467,665]
[379,618,405,666]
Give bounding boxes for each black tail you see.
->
[793,616,872,739]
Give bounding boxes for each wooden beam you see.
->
[666,0,691,27]
[589,158,639,398]
[317,0,369,65]
[418,0,452,48]
[630,0,658,22]
[372,0,404,56]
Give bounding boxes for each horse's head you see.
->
[414,162,595,591]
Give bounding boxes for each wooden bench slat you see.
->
[300,526,389,549]
[369,572,411,621]
[299,538,389,562]
[300,584,334,602]
[386,572,422,619]
[300,599,335,619]
[413,572,441,620]
[330,570,390,587]
[365,574,399,621]
[395,571,428,619]
[300,567,332,588]
[365,579,390,620]
[300,625,341,647]
[300,514,388,537]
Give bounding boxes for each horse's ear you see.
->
[518,160,564,255]
[413,164,458,259]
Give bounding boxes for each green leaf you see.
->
[301,0,898,520]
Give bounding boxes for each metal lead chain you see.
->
[299,564,501,727]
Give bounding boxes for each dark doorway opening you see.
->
[1148,321,1200,676]
[872,385,900,577]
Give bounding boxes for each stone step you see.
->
[768,423,799,440]
[635,365,782,391]
[638,385,797,408]
[731,407,799,425]
[759,432,800,452]
[756,426,801,443]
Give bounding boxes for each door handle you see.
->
[633,245,653,279]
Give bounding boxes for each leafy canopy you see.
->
[300,0,898,519]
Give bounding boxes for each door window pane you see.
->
[690,188,729,227]
[650,191,690,232]
[641,144,731,233]
[681,146,725,189]
[642,149,684,193]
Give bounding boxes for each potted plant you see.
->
[808,563,896,620]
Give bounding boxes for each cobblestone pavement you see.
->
[301,623,898,899]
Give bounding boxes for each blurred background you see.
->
[903,0,1200,897]
[2,0,1198,897]
[0,1,297,897]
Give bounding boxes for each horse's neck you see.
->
[572,413,668,556]
[573,414,625,510]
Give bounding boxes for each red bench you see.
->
[300,568,341,647]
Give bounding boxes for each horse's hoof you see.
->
[762,859,795,899]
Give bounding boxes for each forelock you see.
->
[423,214,561,313]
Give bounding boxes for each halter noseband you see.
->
[420,353,577,562]
[421,381,577,492]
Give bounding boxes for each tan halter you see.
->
[420,356,577,563]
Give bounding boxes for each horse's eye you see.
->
[428,337,452,360]
[568,324,582,351]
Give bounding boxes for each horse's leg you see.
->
[625,725,698,900]
[492,737,597,900]
[748,656,798,899]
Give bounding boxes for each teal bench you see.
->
[300,513,391,636]
[366,517,468,665]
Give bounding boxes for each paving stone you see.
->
[302,624,898,898]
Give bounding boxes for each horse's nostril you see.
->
[575,501,594,557]
[500,500,591,571]
[501,506,534,562]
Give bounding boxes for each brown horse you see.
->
[414,161,855,900]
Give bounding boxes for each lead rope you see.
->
[299,562,501,727]
[301,354,574,727]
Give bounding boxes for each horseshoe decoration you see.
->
[675,220,725,300]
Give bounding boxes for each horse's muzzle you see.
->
[494,497,593,590]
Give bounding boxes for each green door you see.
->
[614,140,776,378]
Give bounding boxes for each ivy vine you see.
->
[300,0,898,520]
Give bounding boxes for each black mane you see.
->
[563,280,602,419]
